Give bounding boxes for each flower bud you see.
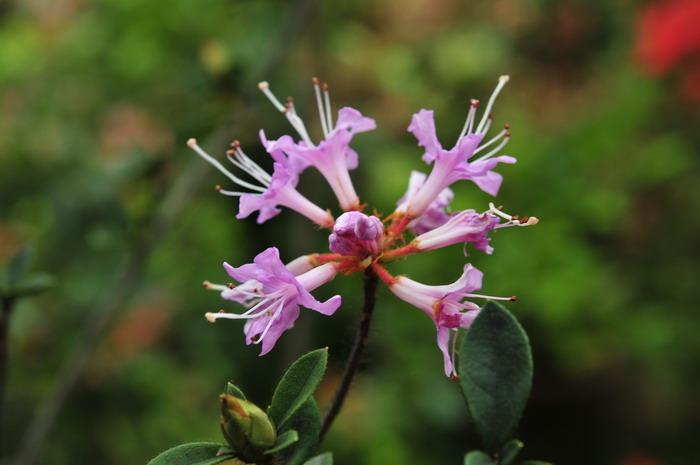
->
[220,394,276,461]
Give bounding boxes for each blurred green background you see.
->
[2,0,699,464]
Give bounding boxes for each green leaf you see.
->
[500,439,524,465]
[304,452,333,465]
[458,302,533,451]
[264,429,299,454]
[13,273,55,297]
[7,246,31,286]
[147,442,233,465]
[464,450,494,465]
[275,398,321,465]
[268,348,328,428]
[517,461,555,465]
[224,382,246,400]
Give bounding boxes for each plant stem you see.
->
[319,267,378,442]
[0,296,16,459]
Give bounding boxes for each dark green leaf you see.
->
[224,382,246,400]
[264,429,299,454]
[268,348,327,428]
[458,302,533,451]
[275,398,321,465]
[464,450,494,465]
[304,452,333,465]
[500,439,524,465]
[147,442,233,465]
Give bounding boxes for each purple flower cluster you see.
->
[192,76,537,376]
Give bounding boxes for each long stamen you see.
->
[457,99,480,141]
[258,81,314,145]
[474,125,508,154]
[188,139,267,193]
[464,293,517,301]
[227,141,272,186]
[489,202,539,227]
[203,281,228,291]
[323,82,333,131]
[253,299,285,344]
[474,131,510,162]
[475,75,510,134]
[215,186,247,197]
[312,77,330,138]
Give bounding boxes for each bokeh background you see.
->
[2,0,699,464]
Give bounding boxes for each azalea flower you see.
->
[187,139,333,227]
[257,80,375,211]
[193,77,538,375]
[389,264,515,377]
[204,247,341,355]
[398,76,516,219]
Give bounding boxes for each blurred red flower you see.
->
[635,0,700,99]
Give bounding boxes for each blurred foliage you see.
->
[2,0,699,464]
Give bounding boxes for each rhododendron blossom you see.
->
[191,76,537,374]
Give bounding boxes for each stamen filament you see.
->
[188,139,267,193]
[457,99,479,141]
[474,133,510,162]
[475,75,510,134]
[313,77,330,138]
[323,82,333,131]
[254,299,285,343]
[474,127,508,155]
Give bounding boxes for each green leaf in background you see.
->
[224,382,246,400]
[146,442,233,465]
[264,429,299,454]
[499,439,524,465]
[268,348,328,428]
[11,273,55,297]
[458,302,533,451]
[7,245,31,286]
[304,452,333,465]
[275,398,321,465]
[464,450,494,465]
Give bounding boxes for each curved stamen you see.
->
[475,75,510,134]
[258,81,314,145]
[253,299,285,344]
[457,99,480,141]
[474,126,509,155]
[188,139,267,193]
[474,132,510,162]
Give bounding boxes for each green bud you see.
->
[220,394,276,462]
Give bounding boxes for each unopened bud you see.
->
[220,394,276,461]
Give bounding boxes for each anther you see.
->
[312,77,319,85]
[227,283,235,289]
[503,124,510,130]
[257,81,269,90]
[215,185,222,191]
[322,82,329,92]
[187,138,197,147]
[205,312,217,323]
[510,296,517,301]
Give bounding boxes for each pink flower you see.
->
[187,139,333,227]
[329,212,384,256]
[399,76,516,218]
[389,264,514,377]
[205,247,341,355]
[389,265,483,377]
[257,81,376,211]
[413,210,501,254]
